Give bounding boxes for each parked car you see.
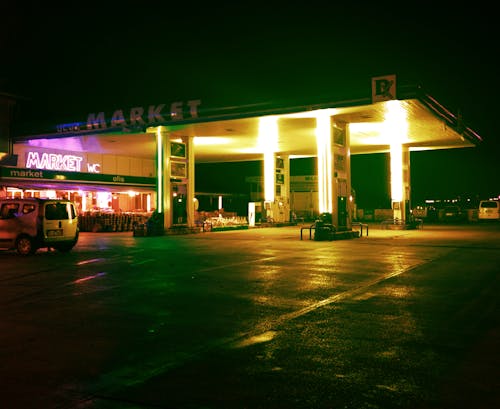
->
[0,198,79,255]
[441,205,466,222]
[412,205,438,221]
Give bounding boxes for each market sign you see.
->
[56,99,201,134]
[0,167,155,188]
[25,151,101,173]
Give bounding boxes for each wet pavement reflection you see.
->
[0,223,499,408]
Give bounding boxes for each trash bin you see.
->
[146,211,164,236]
[318,212,332,224]
[314,224,331,241]
[313,213,336,241]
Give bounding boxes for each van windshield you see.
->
[45,203,71,220]
[480,201,498,208]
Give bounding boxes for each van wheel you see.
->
[16,236,35,256]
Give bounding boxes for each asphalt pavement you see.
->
[1,222,499,408]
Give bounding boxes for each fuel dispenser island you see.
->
[152,129,195,233]
[263,200,289,223]
[330,121,352,231]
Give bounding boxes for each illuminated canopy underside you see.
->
[18,95,481,164]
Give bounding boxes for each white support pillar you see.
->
[385,100,409,222]
[315,115,352,229]
[332,120,351,229]
[402,146,411,221]
[390,141,403,221]
[186,135,195,228]
[316,113,333,216]
[263,149,275,204]
[390,144,411,222]
[259,116,278,222]
[282,154,290,222]
[346,123,353,226]
[156,126,171,231]
[274,154,290,222]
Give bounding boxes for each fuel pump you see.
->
[172,183,187,225]
[337,195,348,227]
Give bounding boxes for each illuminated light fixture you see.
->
[96,192,111,208]
[349,122,385,145]
[390,142,403,202]
[384,101,408,203]
[81,193,87,211]
[350,120,414,146]
[156,127,163,213]
[193,137,231,145]
[283,107,338,119]
[54,175,66,180]
[218,195,223,210]
[316,112,332,214]
[258,116,279,202]
[128,190,138,197]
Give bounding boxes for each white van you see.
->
[0,198,79,255]
[478,200,500,221]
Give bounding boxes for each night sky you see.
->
[2,3,498,208]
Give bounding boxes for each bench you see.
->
[351,222,369,236]
[300,223,316,240]
[300,223,336,240]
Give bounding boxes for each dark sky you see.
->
[1,3,498,206]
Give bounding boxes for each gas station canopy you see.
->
[14,83,481,164]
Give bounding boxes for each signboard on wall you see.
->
[0,166,156,188]
[170,161,187,178]
[170,142,186,158]
[56,100,202,134]
[16,147,102,174]
[372,74,396,103]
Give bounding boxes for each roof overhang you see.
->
[13,88,482,164]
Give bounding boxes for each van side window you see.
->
[22,204,36,214]
[1,203,20,219]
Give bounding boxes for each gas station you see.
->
[0,75,482,233]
